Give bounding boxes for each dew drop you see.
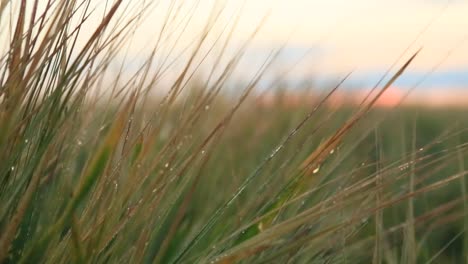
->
[205,105,210,110]
[270,147,281,158]
[164,163,169,168]
[313,165,320,174]
[11,166,15,171]
[24,139,29,144]
[258,222,264,231]
[329,149,335,154]
[398,162,411,171]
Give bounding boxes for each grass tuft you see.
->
[0,1,467,263]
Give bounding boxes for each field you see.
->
[0,1,467,263]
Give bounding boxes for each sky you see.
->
[241,0,468,72]
[1,0,468,91]
[126,0,468,90]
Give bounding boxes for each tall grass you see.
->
[0,0,467,263]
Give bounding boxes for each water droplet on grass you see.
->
[269,146,281,158]
[398,161,414,171]
[313,165,320,174]
[258,222,264,231]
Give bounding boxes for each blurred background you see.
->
[3,0,467,105]
[94,0,468,106]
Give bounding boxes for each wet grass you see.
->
[0,0,467,263]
